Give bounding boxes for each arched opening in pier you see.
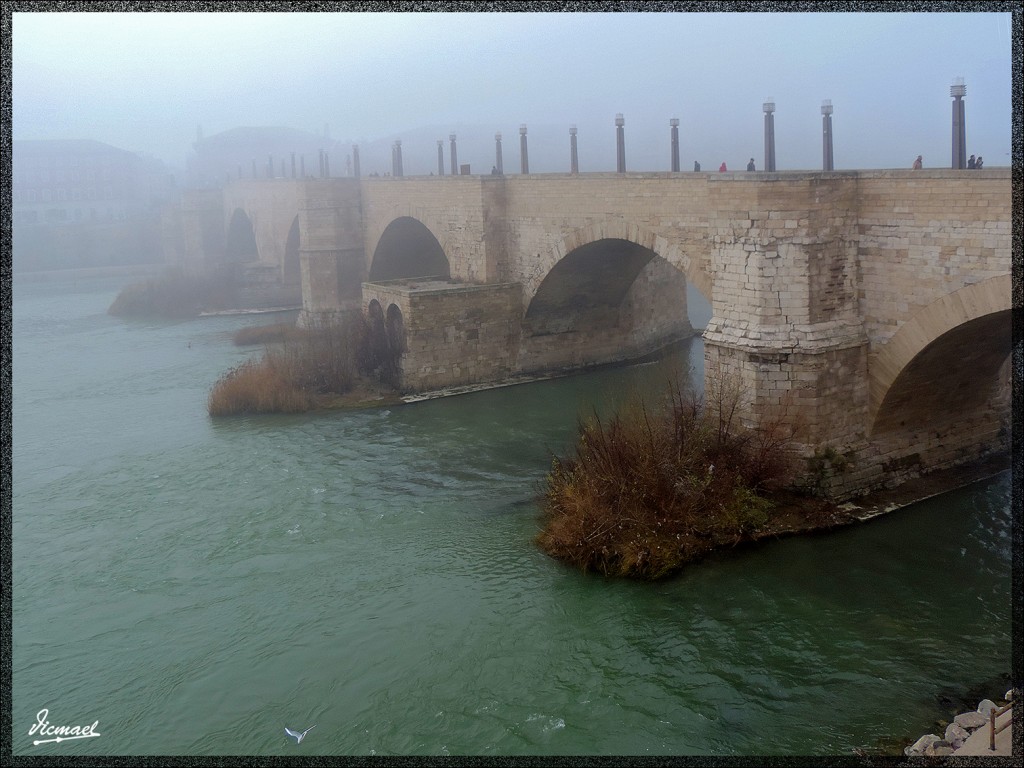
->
[370,217,450,282]
[386,303,406,355]
[283,215,300,284]
[225,208,258,263]
[364,299,402,386]
[870,310,1012,439]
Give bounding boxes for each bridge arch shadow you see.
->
[868,275,1012,437]
[525,238,661,335]
[225,208,258,263]
[519,233,702,375]
[370,217,450,282]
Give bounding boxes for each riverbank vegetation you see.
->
[108,266,239,318]
[536,376,835,580]
[232,322,305,347]
[208,313,400,416]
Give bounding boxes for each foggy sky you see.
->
[12,8,1014,173]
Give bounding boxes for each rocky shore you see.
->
[904,689,1014,757]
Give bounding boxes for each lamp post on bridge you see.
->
[393,140,403,177]
[352,145,360,179]
[450,133,458,176]
[615,113,626,173]
[670,118,680,172]
[569,125,578,174]
[520,124,529,174]
[437,140,444,176]
[495,132,503,175]
[951,77,967,169]
[821,100,834,171]
[763,98,776,172]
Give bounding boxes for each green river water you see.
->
[10,274,1013,756]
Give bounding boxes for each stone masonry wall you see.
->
[854,169,1012,346]
[222,179,304,275]
[362,280,523,392]
[298,179,364,322]
[360,177,506,284]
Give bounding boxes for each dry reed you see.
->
[536,377,800,580]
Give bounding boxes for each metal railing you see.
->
[989,700,1013,751]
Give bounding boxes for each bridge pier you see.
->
[702,174,872,493]
[297,179,366,325]
[179,189,225,273]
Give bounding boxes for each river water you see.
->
[10,274,1013,756]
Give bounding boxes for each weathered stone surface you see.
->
[925,743,954,757]
[977,698,997,717]
[944,722,969,748]
[905,734,941,756]
[1005,689,1013,701]
[954,711,988,730]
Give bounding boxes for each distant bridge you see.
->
[175,168,1013,497]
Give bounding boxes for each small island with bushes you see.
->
[536,377,855,580]
[208,312,404,416]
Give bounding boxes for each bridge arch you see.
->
[536,219,712,307]
[369,216,450,282]
[225,208,258,263]
[868,274,1012,436]
[524,238,661,335]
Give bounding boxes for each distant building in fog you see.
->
[185,125,344,187]
[12,139,177,271]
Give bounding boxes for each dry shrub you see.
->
[208,312,373,417]
[536,376,800,580]
[207,359,313,416]
[232,322,304,346]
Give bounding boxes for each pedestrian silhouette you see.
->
[912,155,923,170]
[719,162,727,173]
[975,156,984,169]
[967,154,976,169]
[693,161,701,172]
[746,158,756,172]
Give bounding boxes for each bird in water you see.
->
[285,725,316,743]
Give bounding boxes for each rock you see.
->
[954,711,988,730]
[905,734,941,756]
[1005,689,1013,702]
[944,722,969,748]
[977,698,997,717]
[925,743,955,757]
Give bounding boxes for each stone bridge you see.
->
[180,169,1013,497]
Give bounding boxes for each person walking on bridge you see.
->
[912,155,923,170]
[719,161,727,172]
[746,158,756,172]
